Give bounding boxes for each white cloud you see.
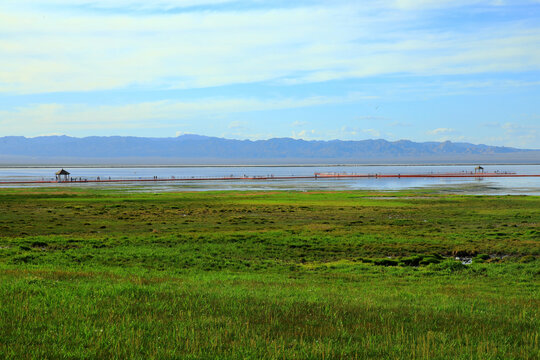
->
[1,2,540,94]
[84,0,232,8]
[391,0,503,9]
[33,132,66,137]
[362,129,381,138]
[500,122,539,147]
[340,126,382,138]
[341,126,356,135]
[8,0,533,11]
[223,131,276,141]
[426,128,456,135]
[228,121,246,129]
[0,93,365,135]
[470,122,539,148]
[291,129,316,139]
[5,0,236,11]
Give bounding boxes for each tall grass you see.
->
[0,188,538,359]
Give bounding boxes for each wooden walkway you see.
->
[1,172,539,185]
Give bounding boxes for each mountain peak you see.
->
[0,135,535,164]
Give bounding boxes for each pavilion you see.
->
[55,169,70,182]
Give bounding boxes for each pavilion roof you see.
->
[55,169,70,175]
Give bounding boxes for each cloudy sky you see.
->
[1,0,539,148]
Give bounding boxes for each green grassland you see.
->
[0,188,538,359]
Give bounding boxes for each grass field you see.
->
[0,187,538,359]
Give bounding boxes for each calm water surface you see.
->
[0,164,539,195]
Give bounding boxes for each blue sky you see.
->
[1,0,539,148]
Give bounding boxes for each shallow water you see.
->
[0,164,539,195]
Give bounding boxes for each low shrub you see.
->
[473,254,490,263]
[429,260,467,273]
[31,241,48,248]
[400,254,442,267]
[452,249,478,257]
[373,258,398,266]
[419,256,442,265]
[519,255,536,263]
[10,254,36,264]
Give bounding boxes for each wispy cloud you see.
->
[391,0,507,9]
[228,120,247,129]
[48,0,235,8]
[340,126,382,138]
[1,1,540,94]
[501,122,538,146]
[0,93,365,135]
[426,128,456,135]
[362,129,381,138]
[291,129,316,139]
[1,1,539,147]
[477,121,539,148]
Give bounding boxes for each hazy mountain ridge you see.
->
[0,135,533,161]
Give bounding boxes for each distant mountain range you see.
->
[0,135,538,165]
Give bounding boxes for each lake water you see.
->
[1,164,539,195]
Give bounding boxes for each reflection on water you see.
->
[0,165,539,195]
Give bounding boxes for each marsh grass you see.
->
[0,188,538,359]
